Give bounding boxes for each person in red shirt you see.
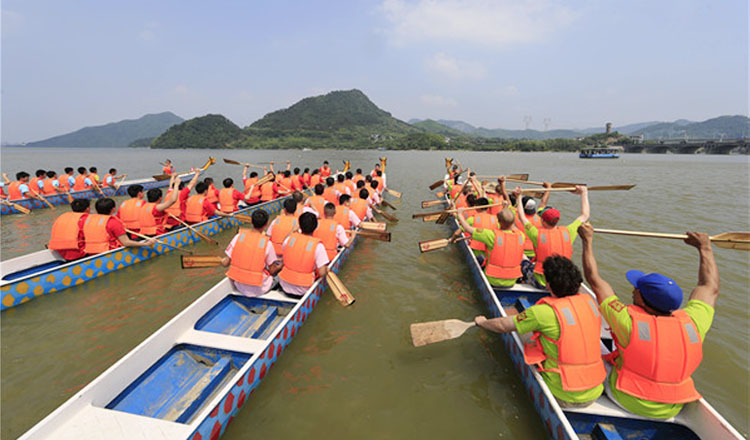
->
[319,161,332,178]
[49,199,91,261]
[203,177,220,209]
[83,198,155,255]
[301,168,311,187]
[184,182,232,225]
[139,176,180,236]
[218,178,251,213]
[162,159,175,175]
[291,168,304,191]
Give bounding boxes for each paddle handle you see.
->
[125,229,193,254]
[168,213,219,245]
[594,228,687,240]
[506,177,544,186]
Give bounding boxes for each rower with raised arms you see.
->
[138,175,180,236]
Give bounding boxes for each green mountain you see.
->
[151,114,242,149]
[236,89,418,149]
[412,119,467,137]
[27,112,183,148]
[637,115,749,140]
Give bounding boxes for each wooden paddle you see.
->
[421,214,443,222]
[436,191,445,198]
[593,228,750,251]
[386,188,402,198]
[114,174,128,191]
[36,194,56,209]
[429,179,447,191]
[345,229,391,242]
[410,319,476,347]
[476,173,529,181]
[381,199,397,210]
[153,157,216,181]
[359,221,387,232]
[125,229,194,254]
[412,201,506,219]
[1,199,31,214]
[62,191,74,203]
[224,158,265,169]
[436,212,450,224]
[418,236,469,253]
[505,177,583,188]
[168,213,219,245]
[326,271,355,307]
[421,199,445,209]
[376,209,398,223]
[520,185,635,193]
[181,255,223,269]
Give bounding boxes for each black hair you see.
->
[109,168,116,174]
[303,168,310,173]
[195,182,208,194]
[89,167,97,173]
[203,177,214,185]
[508,194,517,206]
[543,256,583,297]
[178,182,186,190]
[252,209,269,229]
[370,180,379,189]
[324,202,336,216]
[359,188,369,199]
[95,198,116,215]
[314,184,324,195]
[46,170,56,178]
[223,178,233,188]
[365,175,372,182]
[311,169,319,175]
[294,167,300,174]
[249,171,258,178]
[147,188,162,203]
[64,167,74,174]
[299,212,318,234]
[323,161,329,165]
[356,168,362,174]
[326,177,335,186]
[376,170,382,177]
[339,194,351,205]
[292,191,304,203]
[16,171,29,180]
[35,169,46,177]
[476,197,489,206]
[466,194,477,207]
[356,180,365,188]
[77,167,86,174]
[71,199,90,212]
[337,174,345,183]
[127,184,143,198]
[283,198,297,214]
[282,170,290,178]
[345,171,353,179]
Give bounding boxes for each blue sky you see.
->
[1,0,747,143]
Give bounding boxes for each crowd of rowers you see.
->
[44,159,390,297]
[443,165,722,420]
[0,167,125,201]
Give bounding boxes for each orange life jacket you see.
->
[533,226,573,275]
[484,230,525,279]
[83,214,113,254]
[260,182,275,201]
[48,212,86,250]
[138,202,163,235]
[302,173,311,187]
[373,176,384,192]
[334,206,352,229]
[162,166,173,175]
[523,294,607,392]
[118,198,144,230]
[291,175,303,190]
[456,195,468,209]
[307,195,326,216]
[8,182,24,200]
[29,177,42,194]
[345,180,356,195]
[609,305,703,404]
[310,174,321,188]
[219,188,238,213]
[279,233,321,287]
[322,186,337,204]
[244,177,259,197]
[73,175,88,191]
[450,184,463,199]
[468,212,498,252]
[333,183,348,203]
[60,175,72,191]
[184,195,207,223]
[350,198,369,220]
[226,229,269,286]
[294,205,303,219]
[165,189,181,218]
[42,178,58,195]
[102,173,114,187]
[352,174,364,184]
[313,218,339,260]
[206,185,219,204]
[320,166,331,177]
[515,211,541,254]
[270,214,298,255]
[278,177,293,192]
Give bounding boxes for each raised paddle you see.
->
[326,271,355,307]
[593,228,750,251]
[344,229,391,242]
[504,177,583,188]
[475,173,529,181]
[418,236,469,253]
[421,199,445,209]
[410,319,476,347]
[520,185,635,193]
[359,221,387,232]
[168,213,219,245]
[181,255,223,269]
[125,229,194,254]
[381,199,397,210]
[435,212,450,224]
[223,158,265,169]
[1,199,31,214]
[386,188,402,198]
[153,157,216,181]
[412,201,506,219]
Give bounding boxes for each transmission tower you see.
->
[543,118,551,131]
[523,116,533,130]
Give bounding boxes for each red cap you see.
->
[540,208,560,224]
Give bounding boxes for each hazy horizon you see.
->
[2,0,748,143]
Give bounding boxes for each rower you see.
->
[313,203,354,260]
[353,168,365,184]
[319,161,332,178]
[350,188,374,221]
[343,171,356,194]
[29,169,47,195]
[0,173,9,199]
[579,223,719,419]
[266,198,299,255]
[370,163,382,178]
[101,168,122,188]
[373,170,385,194]
[8,171,44,202]
[221,209,282,297]
[333,174,350,204]
[368,180,382,206]
[184,181,232,225]
[166,168,201,229]
[353,180,366,197]
[73,167,93,191]
[89,167,100,184]
[458,197,499,260]
[305,184,327,217]
[117,185,145,234]
[203,177,220,208]
[498,176,549,257]
[259,173,278,203]
[48,199,91,261]
[301,168,311,188]
[515,186,589,288]
[335,194,361,229]
[291,191,305,218]
[42,170,65,195]
[83,198,156,254]
[162,159,174,175]
[138,176,180,236]
[218,178,248,213]
[278,212,330,298]
[320,177,337,204]
[291,168,304,191]
[63,167,75,191]
[473,255,606,408]
[309,169,321,188]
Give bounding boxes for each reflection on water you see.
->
[1,148,747,438]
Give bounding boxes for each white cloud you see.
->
[420,94,458,107]
[425,52,486,80]
[380,0,577,47]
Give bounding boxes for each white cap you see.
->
[524,198,537,214]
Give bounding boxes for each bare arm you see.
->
[474,315,517,334]
[539,182,551,210]
[2,173,10,185]
[242,165,248,181]
[685,232,720,308]
[117,234,155,248]
[317,265,329,278]
[578,223,615,304]
[574,186,590,223]
[515,187,529,225]
[186,168,201,191]
[455,210,475,236]
[498,176,510,203]
[155,176,179,211]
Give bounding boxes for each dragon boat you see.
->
[447,212,742,439]
[20,231,360,439]
[0,196,289,311]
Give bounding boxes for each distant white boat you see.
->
[302,148,312,152]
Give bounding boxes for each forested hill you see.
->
[27,112,183,148]
[636,115,749,140]
[151,114,241,149]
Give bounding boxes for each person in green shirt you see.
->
[474,255,605,407]
[578,222,720,419]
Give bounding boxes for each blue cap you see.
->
[626,270,683,313]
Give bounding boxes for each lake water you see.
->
[1,148,748,439]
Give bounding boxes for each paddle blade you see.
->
[421,200,444,209]
[152,174,170,181]
[223,158,242,165]
[436,191,445,198]
[421,214,442,222]
[181,255,223,269]
[326,272,355,307]
[507,174,529,181]
[711,232,750,250]
[360,221,387,232]
[382,200,397,210]
[234,214,253,223]
[410,319,475,347]
[435,212,450,224]
[386,188,402,198]
[589,184,636,191]
[419,238,450,253]
[552,182,585,188]
[378,210,399,223]
[357,230,391,242]
[429,179,446,190]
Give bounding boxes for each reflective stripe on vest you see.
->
[523,294,607,392]
[119,199,144,229]
[270,215,298,255]
[469,213,497,252]
[484,230,525,280]
[226,229,268,286]
[612,305,702,404]
[450,184,463,199]
[185,195,206,223]
[308,196,326,216]
[313,219,338,260]
[83,214,112,254]
[49,212,86,250]
[219,188,237,213]
[533,227,573,275]
[279,233,320,287]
